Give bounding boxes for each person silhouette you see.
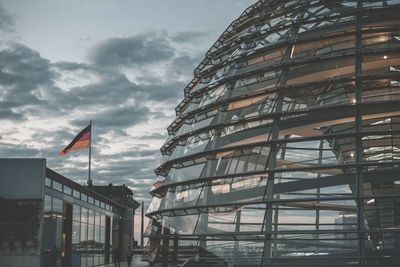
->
[126,245,133,267]
[113,246,120,267]
[50,245,58,267]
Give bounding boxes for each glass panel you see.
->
[44,195,52,213]
[95,211,100,226]
[73,205,80,222]
[52,197,63,214]
[81,207,88,223]
[0,201,42,257]
[52,180,62,192]
[87,224,94,266]
[362,54,400,75]
[281,81,355,110]
[362,79,400,103]
[81,193,88,202]
[45,177,52,187]
[63,185,72,195]
[80,222,88,267]
[287,56,355,86]
[100,214,105,227]
[88,210,95,225]
[73,189,80,199]
[72,221,80,246]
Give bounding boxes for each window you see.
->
[95,212,100,226]
[52,197,63,214]
[88,210,95,225]
[73,190,80,199]
[52,181,62,192]
[44,195,52,213]
[63,185,72,195]
[81,193,88,202]
[73,205,81,222]
[72,221,80,245]
[45,177,52,187]
[81,207,88,223]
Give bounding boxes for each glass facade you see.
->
[0,201,42,257]
[146,1,400,266]
[0,160,138,267]
[43,176,115,267]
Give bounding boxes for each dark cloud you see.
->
[73,105,154,130]
[171,30,208,43]
[53,61,91,71]
[166,54,203,80]
[89,31,175,68]
[139,81,185,103]
[0,43,54,118]
[49,72,136,109]
[0,143,40,158]
[0,108,24,120]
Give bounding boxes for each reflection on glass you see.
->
[0,200,41,256]
[52,180,62,192]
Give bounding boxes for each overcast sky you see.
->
[0,0,255,238]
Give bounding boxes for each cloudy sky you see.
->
[0,0,255,238]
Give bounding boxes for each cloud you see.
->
[89,31,175,68]
[0,142,40,157]
[0,43,55,119]
[73,104,154,129]
[171,30,208,43]
[0,3,15,34]
[0,26,207,203]
[166,54,203,80]
[0,107,24,120]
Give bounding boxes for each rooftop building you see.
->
[0,158,140,267]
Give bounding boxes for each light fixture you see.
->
[383,55,388,59]
[352,98,357,104]
[366,198,375,204]
[350,152,355,158]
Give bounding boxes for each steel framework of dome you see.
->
[145,0,400,266]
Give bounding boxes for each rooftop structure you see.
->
[0,158,140,267]
[145,0,400,266]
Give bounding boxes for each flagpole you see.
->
[88,120,92,187]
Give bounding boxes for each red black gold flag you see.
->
[59,124,91,156]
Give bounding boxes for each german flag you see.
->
[59,124,91,156]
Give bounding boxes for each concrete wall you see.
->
[120,207,134,258]
[0,256,41,267]
[0,158,46,199]
[0,158,46,267]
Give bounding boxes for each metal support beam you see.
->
[315,139,324,253]
[355,1,366,265]
[234,209,242,263]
